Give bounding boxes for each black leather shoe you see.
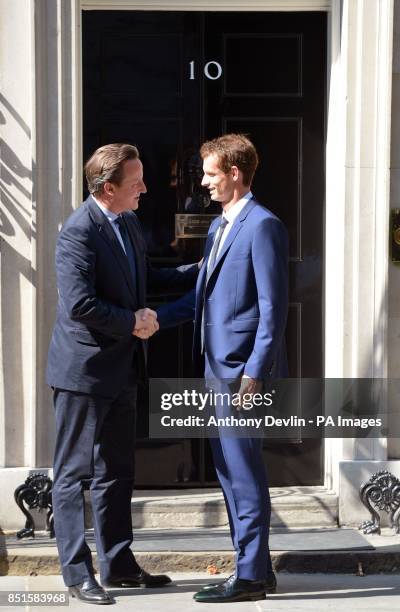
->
[103,568,172,588]
[194,577,266,603]
[202,572,277,594]
[69,577,114,605]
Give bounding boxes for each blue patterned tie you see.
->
[201,216,229,351]
[115,216,137,287]
[205,217,229,284]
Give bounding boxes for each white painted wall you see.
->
[388,0,400,459]
[0,1,36,469]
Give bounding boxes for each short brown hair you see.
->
[85,143,139,195]
[200,134,258,186]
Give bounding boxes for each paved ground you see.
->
[0,573,399,611]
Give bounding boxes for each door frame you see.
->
[51,0,392,492]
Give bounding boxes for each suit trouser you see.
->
[205,356,272,581]
[52,384,140,587]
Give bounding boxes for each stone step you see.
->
[2,528,400,576]
[126,486,338,529]
[5,485,338,535]
[3,549,400,577]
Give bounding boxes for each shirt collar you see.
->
[222,191,253,224]
[91,195,120,223]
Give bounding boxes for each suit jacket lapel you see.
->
[87,196,138,301]
[206,198,257,285]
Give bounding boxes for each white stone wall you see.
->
[331,0,396,524]
[0,0,81,478]
[388,0,400,459]
[0,1,36,469]
[0,0,81,529]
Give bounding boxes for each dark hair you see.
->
[84,143,139,195]
[200,134,259,186]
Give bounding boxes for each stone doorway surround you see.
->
[0,0,397,528]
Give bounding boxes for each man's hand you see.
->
[236,376,262,410]
[133,308,159,339]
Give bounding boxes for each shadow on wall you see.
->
[0,93,37,468]
[0,49,73,465]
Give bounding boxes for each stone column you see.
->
[0,0,81,530]
[32,0,82,468]
[388,0,400,461]
[333,0,397,525]
[0,1,37,471]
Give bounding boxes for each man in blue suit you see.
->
[46,143,198,604]
[157,134,289,603]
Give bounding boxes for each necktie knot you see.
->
[115,216,130,244]
[115,215,125,231]
[219,217,229,231]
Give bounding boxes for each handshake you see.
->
[133,308,159,340]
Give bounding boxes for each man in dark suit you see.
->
[157,134,289,603]
[46,143,198,605]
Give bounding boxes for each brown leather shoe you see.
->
[103,568,172,588]
[69,577,114,605]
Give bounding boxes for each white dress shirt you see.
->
[207,191,253,272]
[92,195,127,254]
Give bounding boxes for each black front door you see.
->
[82,10,326,487]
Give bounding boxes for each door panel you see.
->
[82,10,326,487]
